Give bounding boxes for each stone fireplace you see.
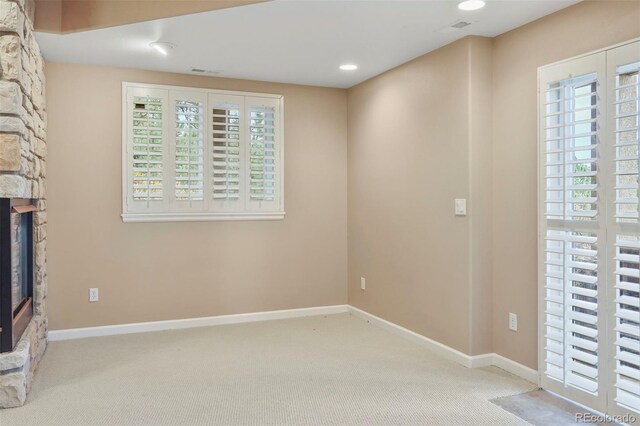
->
[0,0,47,408]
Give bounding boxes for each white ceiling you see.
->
[36,0,578,88]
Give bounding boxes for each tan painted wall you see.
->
[347,38,476,354]
[347,1,640,362]
[491,0,640,369]
[45,63,347,330]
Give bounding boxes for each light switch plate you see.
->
[89,288,99,302]
[509,313,517,332]
[454,199,467,216]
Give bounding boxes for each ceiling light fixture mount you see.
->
[339,64,358,71]
[457,0,485,11]
[149,41,176,56]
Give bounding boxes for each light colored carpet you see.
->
[1,313,536,425]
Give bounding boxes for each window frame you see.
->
[121,82,285,223]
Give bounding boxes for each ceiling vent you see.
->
[451,20,472,29]
[190,68,222,75]
[439,19,473,34]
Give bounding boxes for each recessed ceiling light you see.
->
[339,64,358,71]
[458,0,485,11]
[149,41,175,56]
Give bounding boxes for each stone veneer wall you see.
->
[0,0,47,408]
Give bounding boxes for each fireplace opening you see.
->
[0,198,36,353]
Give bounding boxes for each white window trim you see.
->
[121,82,285,223]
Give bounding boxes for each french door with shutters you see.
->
[538,40,640,419]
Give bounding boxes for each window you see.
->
[538,40,639,418]
[122,83,284,222]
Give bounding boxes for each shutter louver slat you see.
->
[568,358,598,379]
[617,365,640,381]
[132,96,164,203]
[546,352,564,368]
[567,372,599,394]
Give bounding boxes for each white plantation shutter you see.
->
[209,94,244,211]
[246,97,282,211]
[540,42,640,417]
[132,97,165,202]
[613,235,640,412]
[613,61,640,223]
[539,52,606,410]
[607,41,640,418]
[543,71,602,396]
[544,230,600,394]
[122,83,285,222]
[125,87,169,212]
[172,91,206,209]
[544,73,599,221]
[123,83,284,221]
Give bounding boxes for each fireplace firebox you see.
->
[0,198,35,353]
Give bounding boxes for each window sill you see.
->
[122,212,286,223]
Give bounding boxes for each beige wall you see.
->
[491,0,640,369]
[347,38,477,354]
[347,1,640,363]
[45,63,347,330]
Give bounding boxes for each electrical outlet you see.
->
[89,288,99,302]
[509,312,517,331]
[360,277,366,290]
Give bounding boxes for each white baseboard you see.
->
[469,353,494,369]
[347,305,475,368]
[347,305,540,385]
[48,305,349,341]
[490,353,540,384]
